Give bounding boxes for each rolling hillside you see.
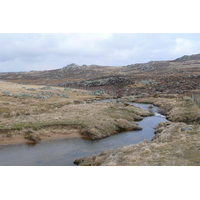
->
[0,54,200,96]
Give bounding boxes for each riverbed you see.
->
[0,103,168,166]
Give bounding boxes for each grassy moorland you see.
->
[1,53,199,165]
[1,54,199,97]
[0,80,150,145]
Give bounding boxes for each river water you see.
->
[0,103,168,166]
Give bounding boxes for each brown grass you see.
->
[74,122,200,166]
[133,96,200,123]
[74,96,200,166]
[0,80,150,144]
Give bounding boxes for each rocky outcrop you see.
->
[1,53,200,96]
[174,54,200,62]
[57,76,133,88]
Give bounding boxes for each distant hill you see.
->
[174,54,200,62]
[0,53,199,96]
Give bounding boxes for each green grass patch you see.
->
[0,121,86,132]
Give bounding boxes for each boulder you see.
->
[180,127,192,131]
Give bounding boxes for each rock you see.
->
[40,86,57,90]
[82,91,89,94]
[27,88,36,91]
[2,91,10,95]
[59,94,69,98]
[64,88,71,91]
[43,95,50,99]
[129,96,135,100]
[34,95,43,99]
[140,79,158,85]
[90,89,105,96]
[180,127,192,131]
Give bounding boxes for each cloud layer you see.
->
[0,33,200,72]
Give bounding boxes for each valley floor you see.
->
[1,80,200,166]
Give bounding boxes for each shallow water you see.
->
[0,103,168,166]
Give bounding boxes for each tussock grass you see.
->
[134,96,200,123]
[75,121,200,166]
[0,103,147,140]
[74,96,200,166]
[0,80,150,141]
[0,80,108,117]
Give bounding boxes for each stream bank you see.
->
[0,102,151,145]
[0,103,168,166]
[74,101,200,166]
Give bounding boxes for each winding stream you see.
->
[0,102,168,166]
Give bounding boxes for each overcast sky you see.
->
[0,33,200,72]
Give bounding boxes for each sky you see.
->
[0,33,200,72]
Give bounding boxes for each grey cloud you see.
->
[0,33,200,72]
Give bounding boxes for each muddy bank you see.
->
[0,122,142,146]
[74,121,200,166]
[0,126,83,145]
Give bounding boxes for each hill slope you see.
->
[0,54,200,96]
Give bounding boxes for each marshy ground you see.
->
[0,80,150,145]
